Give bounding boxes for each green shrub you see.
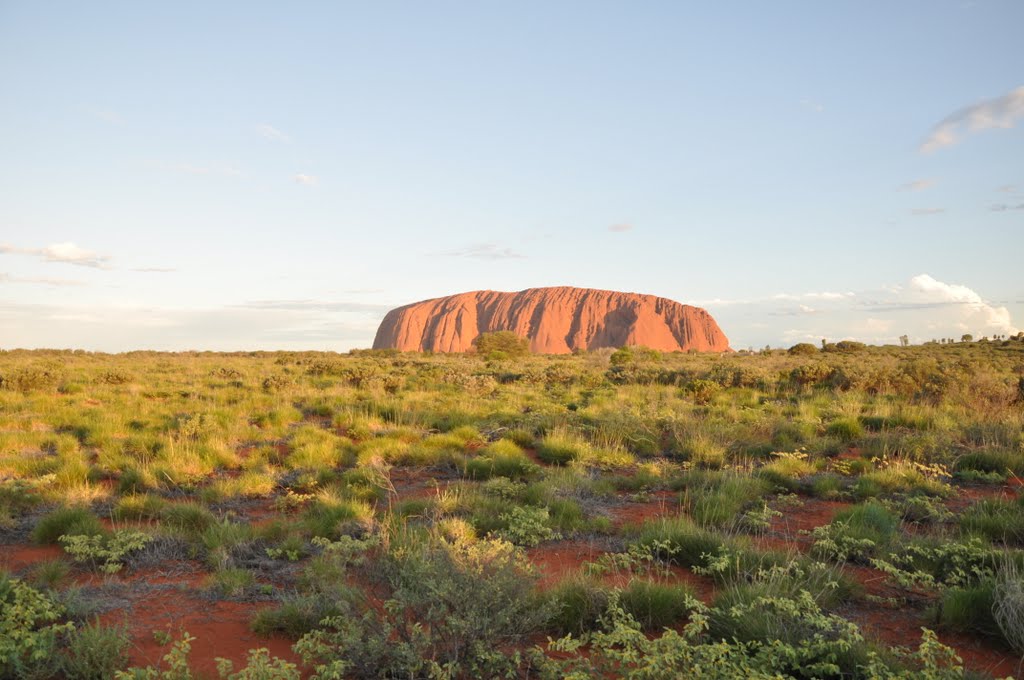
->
[0,575,73,678]
[473,331,529,358]
[32,506,104,545]
[60,618,131,679]
[294,531,552,678]
[60,530,152,574]
[495,505,558,547]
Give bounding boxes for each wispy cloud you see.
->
[898,179,935,192]
[0,272,86,287]
[254,123,289,142]
[773,291,855,302]
[799,98,824,113]
[921,85,1024,152]
[84,107,124,125]
[130,267,176,273]
[911,207,945,216]
[0,301,381,352]
[174,163,242,177]
[608,223,633,233]
[441,243,526,260]
[991,203,1024,212]
[237,299,393,314]
[0,242,112,269]
[294,173,318,186]
[997,184,1018,194]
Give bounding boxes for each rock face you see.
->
[372,287,730,354]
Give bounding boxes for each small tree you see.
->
[472,331,529,359]
[787,343,818,356]
[961,334,973,343]
[899,335,909,347]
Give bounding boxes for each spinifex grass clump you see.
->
[812,501,900,562]
[32,506,105,544]
[676,470,772,528]
[464,439,539,481]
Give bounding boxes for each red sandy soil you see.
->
[0,543,63,571]
[609,490,680,529]
[946,483,1019,514]
[844,599,1021,679]
[526,537,717,602]
[388,468,449,501]
[96,570,304,677]
[528,539,606,588]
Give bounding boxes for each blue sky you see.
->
[1,1,1022,351]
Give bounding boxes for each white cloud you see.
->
[907,274,1017,336]
[707,274,1018,347]
[254,123,289,142]
[911,207,945,216]
[898,179,935,192]
[441,243,526,260]
[294,173,318,186]
[991,203,1024,212]
[0,242,112,269]
[921,85,1024,152]
[608,223,633,233]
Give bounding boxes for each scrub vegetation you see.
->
[2,338,1024,677]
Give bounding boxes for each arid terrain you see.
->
[3,339,1024,678]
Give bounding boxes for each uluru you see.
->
[372,286,730,354]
